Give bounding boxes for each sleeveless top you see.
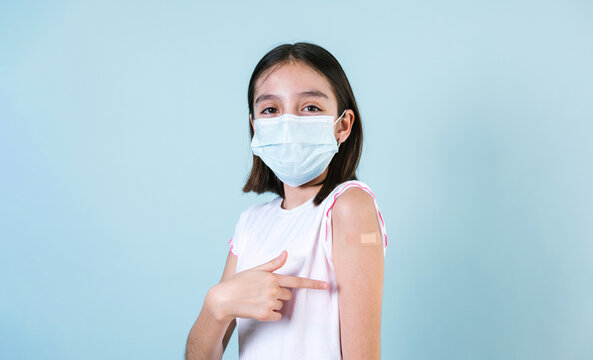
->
[228,180,388,359]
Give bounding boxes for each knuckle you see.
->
[266,273,277,285]
[256,308,268,321]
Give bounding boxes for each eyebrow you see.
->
[254,90,329,105]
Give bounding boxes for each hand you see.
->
[208,250,328,323]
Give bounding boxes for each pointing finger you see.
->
[274,274,328,290]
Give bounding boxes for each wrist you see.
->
[205,284,232,324]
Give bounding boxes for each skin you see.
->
[185,60,384,359]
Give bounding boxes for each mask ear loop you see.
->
[334,109,347,150]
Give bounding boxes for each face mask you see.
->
[250,109,347,187]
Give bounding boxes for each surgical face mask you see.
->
[250,109,347,188]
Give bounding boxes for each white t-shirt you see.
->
[228,180,388,360]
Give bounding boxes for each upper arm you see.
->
[220,248,238,283]
[220,250,238,351]
[331,187,384,360]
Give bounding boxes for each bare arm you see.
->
[332,188,384,360]
[185,251,238,360]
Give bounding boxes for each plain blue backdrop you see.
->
[1,0,592,359]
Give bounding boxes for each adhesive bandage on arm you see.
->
[345,231,381,247]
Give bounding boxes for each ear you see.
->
[335,109,355,144]
[249,113,254,131]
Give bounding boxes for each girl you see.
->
[186,42,388,360]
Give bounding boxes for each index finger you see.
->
[274,273,328,289]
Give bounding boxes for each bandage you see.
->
[345,231,381,247]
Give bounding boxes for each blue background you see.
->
[1,1,592,359]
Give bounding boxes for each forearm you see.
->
[185,287,233,360]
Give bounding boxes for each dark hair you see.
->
[242,42,363,206]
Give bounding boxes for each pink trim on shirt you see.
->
[229,237,238,256]
[324,183,388,248]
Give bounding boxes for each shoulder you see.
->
[332,189,375,223]
[238,196,281,221]
[331,181,377,218]
[233,197,279,241]
[329,181,380,233]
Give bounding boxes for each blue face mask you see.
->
[250,109,347,187]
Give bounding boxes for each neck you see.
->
[281,169,328,210]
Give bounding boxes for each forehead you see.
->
[254,60,335,101]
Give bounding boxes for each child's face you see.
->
[249,59,355,188]
[250,60,340,126]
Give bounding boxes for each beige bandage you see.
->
[345,231,381,247]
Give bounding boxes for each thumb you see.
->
[254,250,287,272]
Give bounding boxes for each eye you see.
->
[261,107,278,114]
[303,105,321,112]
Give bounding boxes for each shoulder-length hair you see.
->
[242,42,363,206]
